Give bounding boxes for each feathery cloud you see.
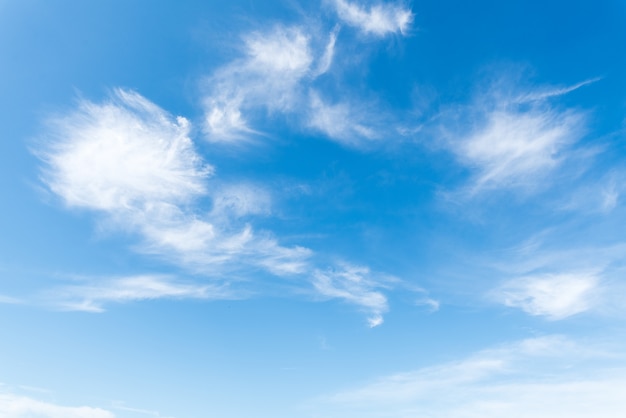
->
[41,89,210,212]
[307,91,379,145]
[313,264,392,327]
[203,25,314,143]
[492,272,600,320]
[50,275,222,312]
[38,89,398,324]
[330,0,413,36]
[443,78,589,193]
[39,90,312,279]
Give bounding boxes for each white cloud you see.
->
[444,79,588,193]
[51,274,220,312]
[203,25,314,143]
[461,109,582,190]
[330,0,413,36]
[493,272,599,320]
[0,391,114,418]
[312,264,392,327]
[245,27,313,75]
[317,336,626,418]
[307,91,379,145]
[38,89,401,324]
[41,89,210,211]
[313,26,340,76]
[202,20,407,148]
[40,90,312,278]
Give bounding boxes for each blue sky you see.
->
[1,0,626,416]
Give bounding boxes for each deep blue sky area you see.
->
[1,1,626,417]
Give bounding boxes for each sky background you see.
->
[1,0,626,417]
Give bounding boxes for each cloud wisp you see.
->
[492,272,600,320]
[317,336,626,418]
[441,78,590,194]
[479,235,626,320]
[48,274,226,313]
[329,0,413,36]
[313,263,393,327]
[37,89,403,324]
[202,18,405,147]
[203,25,315,143]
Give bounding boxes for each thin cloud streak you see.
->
[49,275,225,313]
[0,391,115,418]
[312,263,393,327]
[317,336,626,418]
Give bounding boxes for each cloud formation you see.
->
[493,272,599,320]
[41,89,210,211]
[319,336,626,418]
[50,275,223,312]
[202,21,394,146]
[443,79,588,193]
[40,90,311,277]
[38,89,401,324]
[203,25,314,142]
[313,264,392,327]
[330,0,413,36]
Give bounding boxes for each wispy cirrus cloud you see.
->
[329,0,413,36]
[316,336,626,418]
[312,263,394,327]
[306,91,381,146]
[492,272,600,320]
[49,274,225,313]
[39,89,311,278]
[37,89,405,324]
[480,235,626,320]
[441,77,592,193]
[203,25,315,143]
[202,19,401,147]
[40,89,210,211]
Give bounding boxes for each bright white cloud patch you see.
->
[0,391,114,418]
[40,90,313,280]
[245,27,313,75]
[331,0,413,36]
[313,264,391,327]
[446,80,587,192]
[41,89,210,211]
[460,109,583,190]
[494,273,599,320]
